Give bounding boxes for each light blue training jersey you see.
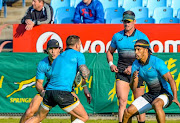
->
[46,48,86,92]
[110,29,150,71]
[131,55,173,96]
[36,56,52,81]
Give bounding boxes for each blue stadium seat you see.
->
[122,0,143,11]
[51,0,71,16]
[177,8,180,19]
[110,17,123,24]
[143,0,148,7]
[74,0,82,7]
[147,0,167,17]
[54,7,75,24]
[136,17,155,24]
[0,0,2,10]
[105,7,124,24]
[167,0,172,7]
[153,7,173,23]
[171,0,180,17]
[118,0,124,7]
[159,17,179,23]
[61,17,74,24]
[99,0,118,11]
[130,7,148,19]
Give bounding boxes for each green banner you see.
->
[0,53,180,114]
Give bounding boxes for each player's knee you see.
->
[152,102,163,110]
[124,108,132,118]
[119,98,127,107]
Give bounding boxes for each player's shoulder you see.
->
[150,55,164,66]
[39,56,49,66]
[136,29,146,36]
[113,30,124,38]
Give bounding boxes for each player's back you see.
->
[46,48,85,92]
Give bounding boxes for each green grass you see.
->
[1,118,180,123]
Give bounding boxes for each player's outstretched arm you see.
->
[163,72,180,108]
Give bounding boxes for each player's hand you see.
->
[173,98,180,109]
[123,66,132,75]
[84,87,92,104]
[132,71,139,80]
[110,65,118,73]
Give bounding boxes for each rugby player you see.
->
[26,35,92,123]
[20,39,61,123]
[106,11,150,123]
[123,39,180,123]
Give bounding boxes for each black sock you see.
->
[138,121,145,123]
[119,122,122,123]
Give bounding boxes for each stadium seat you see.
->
[74,0,82,7]
[153,7,173,23]
[122,0,143,11]
[171,0,180,17]
[61,17,74,24]
[51,0,71,16]
[177,8,180,19]
[105,7,124,24]
[110,17,123,24]
[147,0,167,17]
[118,0,124,7]
[54,7,75,24]
[99,0,118,11]
[167,0,172,7]
[0,0,2,10]
[143,0,148,7]
[130,7,148,19]
[159,17,179,23]
[136,17,155,24]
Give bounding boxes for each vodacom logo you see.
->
[36,32,63,52]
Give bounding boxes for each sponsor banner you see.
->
[13,24,180,53]
[0,53,180,113]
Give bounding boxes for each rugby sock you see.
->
[119,122,122,123]
[138,121,145,123]
[72,118,84,123]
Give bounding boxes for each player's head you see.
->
[32,0,44,10]
[134,39,151,60]
[122,11,136,32]
[46,39,61,60]
[66,35,81,52]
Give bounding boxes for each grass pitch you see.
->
[1,118,180,123]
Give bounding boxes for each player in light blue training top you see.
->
[107,10,150,123]
[123,39,180,123]
[26,35,92,123]
[20,39,61,123]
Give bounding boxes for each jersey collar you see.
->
[124,29,136,37]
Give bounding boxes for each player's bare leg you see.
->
[152,98,165,123]
[20,94,43,123]
[123,104,138,123]
[69,102,88,122]
[133,87,145,123]
[71,92,79,122]
[116,80,130,123]
[25,106,49,123]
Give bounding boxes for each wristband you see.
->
[108,61,114,67]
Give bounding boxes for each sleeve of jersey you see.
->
[94,2,104,23]
[36,61,46,80]
[73,5,83,23]
[110,34,117,49]
[131,61,139,77]
[156,58,169,76]
[77,53,86,67]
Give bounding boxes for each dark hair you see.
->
[38,0,44,3]
[66,35,80,47]
[135,39,149,45]
[123,10,135,18]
